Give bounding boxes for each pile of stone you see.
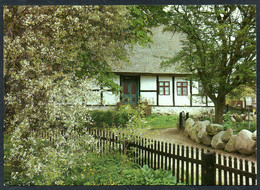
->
[226,112,257,123]
[184,118,257,155]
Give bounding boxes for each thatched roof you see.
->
[113,25,188,75]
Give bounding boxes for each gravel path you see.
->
[141,127,256,162]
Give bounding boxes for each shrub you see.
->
[89,105,143,128]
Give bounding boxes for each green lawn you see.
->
[145,114,178,129]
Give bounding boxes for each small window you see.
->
[159,81,170,95]
[177,82,188,96]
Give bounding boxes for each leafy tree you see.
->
[4,5,166,131]
[162,5,256,123]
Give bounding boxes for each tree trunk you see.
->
[214,97,226,124]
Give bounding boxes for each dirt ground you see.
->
[141,127,256,162]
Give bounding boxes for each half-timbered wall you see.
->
[139,76,157,105]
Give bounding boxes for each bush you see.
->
[5,131,182,186]
[89,105,143,128]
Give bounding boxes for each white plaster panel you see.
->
[151,106,215,116]
[103,75,120,90]
[192,81,200,95]
[192,96,207,106]
[85,91,101,105]
[140,92,157,105]
[207,97,214,106]
[174,77,190,106]
[103,91,120,105]
[158,76,173,106]
[140,76,157,90]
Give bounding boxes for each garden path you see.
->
[142,128,256,162]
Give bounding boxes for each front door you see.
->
[122,76,139,105]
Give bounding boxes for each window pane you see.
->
[159,87,164,94]
[183,88,187,95]
[183,82,187,86]
[177,82,181,87]
[159,82,164,86]
[177,87,181,95]
[124,83,128,94]
[165,87,170,95]
[132,83,136,94]
[165,82,170,86]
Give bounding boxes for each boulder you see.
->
[184,118,195,136]
[233,114,243,122]
[190,126,200,143]
[211,131,226,149]
[206,124,224,136]
[225,135,237,153]
[252,130,257,141]
[235,129,256,155]
[241,114,247,121]
[200,134,212,146]
[195,120,210,132]
[230,117,236,123]
[221,128,233,142]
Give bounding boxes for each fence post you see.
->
[179,111,185,131]
[179,112,182,131]
[202,152,216,185]
[186,112,189,120]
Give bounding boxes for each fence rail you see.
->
[33,127,257,185]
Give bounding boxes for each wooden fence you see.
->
[34,128,257,186]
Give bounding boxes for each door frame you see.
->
[120,75,140,105]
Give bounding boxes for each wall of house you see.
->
[103,75,120,105]
[151,106,215,115]
[158,76,173,106]
[84,74,215,112]
[140,76,157,105]
[174,77,191,106]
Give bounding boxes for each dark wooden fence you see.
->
[34,128,257,186]
[224,104,246,114]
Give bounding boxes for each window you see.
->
[159,81,170,95]
[198,82,205,95]
[177,82,188,96]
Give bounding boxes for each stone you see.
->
[206,124,224,136]
[221,128,233,142]
[234,115,243,122]
[190,126,200,143]
[211,131,226,149]
[241,114,247,121]
[195,120,210,132]
[225,135,237,153]
[230,116,236,123]
[252,130,257,141]
[200,134,212,146]
[184,118,195,136]
[235,129,256,155]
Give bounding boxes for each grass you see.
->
[145,114,178,129]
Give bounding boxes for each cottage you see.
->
[87,26,215,115]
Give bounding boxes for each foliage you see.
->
[89,106,139,128]
[5,126,98,185]
[135,165,183,185]
[4,5,165,132]
[223,111,256,133]
[112,104,150,176]
[5,132,182,185]
[145,114,178,129]
[162,5,256,124]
